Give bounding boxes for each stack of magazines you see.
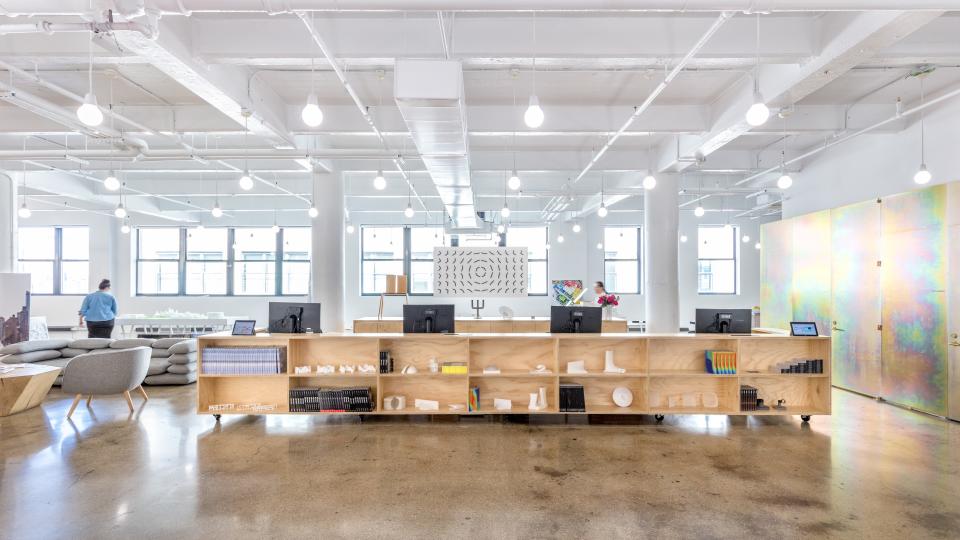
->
[289,387,374,412]
[740,385,759,411]
[201,346,287,375]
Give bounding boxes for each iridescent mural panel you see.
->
[760,219,793,329]
[881,186,948,416]
[831,200,882,396]
[792,210,832,338]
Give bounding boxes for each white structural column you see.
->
[0,173,16,272]
[310,172,344,332]
[644,175,680,333]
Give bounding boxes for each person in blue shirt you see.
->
[79,279,119,338]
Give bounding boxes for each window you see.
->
[506,227,548,295]
[17,226,89,295]
[603,227,640,294]
[135,227,310,296]
[697,225,738,294]
[361,226,548,296]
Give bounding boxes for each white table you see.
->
[115,317,231,338]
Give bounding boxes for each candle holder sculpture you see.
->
[471,299,485,319]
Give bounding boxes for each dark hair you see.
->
[594,281,605,290]
[98,279,111,290]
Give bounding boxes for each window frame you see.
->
[17,226,90,296]
[696,225,740,296]
[505,225,548,296]
[360,225,548,297]
[602,226,642,295]
[135,226,310,297]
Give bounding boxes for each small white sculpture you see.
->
[294,366,311,374]
[316,364,335,374]
[448,403,466,412]
[528,386,548,411]
[529,364,552,375]
[603,350,625,373]
[528,393,540,410]
[415,399,439,411]
[428,357,439,373]
[401,364,418,375]
[567,360,588,374]
[339,364,355,374]
[357,364,376,374]
[483,366,501,375]
[494,398,512,411]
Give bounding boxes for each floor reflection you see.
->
[1,387,957,538]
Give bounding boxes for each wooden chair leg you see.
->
[86,395,93,407]
[67,394,82,418]
[122,391,135,412]
[137,385,149,401]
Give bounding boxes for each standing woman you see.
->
[79,279,118,339]
[593,281,608,301]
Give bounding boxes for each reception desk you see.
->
[353,317,629,333]
[198,332,830,419]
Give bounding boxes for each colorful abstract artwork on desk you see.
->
[831,200,882,397]
[880,185,948,416]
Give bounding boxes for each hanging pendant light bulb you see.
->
[77,92,104,127]
[680,234,688,243]
[524,95,544,128]
[404,203,415,219]
[596,242,603,250]
[301,92,323,127]
[114,203,127,219]
[346,223,355,234]
[744,14,769,127]
[496,223,506,234]
[211,203,223,218]
[272,223,280,234]
[742,234,751,243]
[914,164,932,185]
[914,78,931,185]
[508,171,521,190]
[308,205,319,218]
[572,223,582,233]
[694,205,705,218]
[642,173,657,190]
[556,234,565,243]
[754,242,762,250]
[18,201,31,219]
[777,172,793,190]
[104,172,120,191]
[239,171,254,191]
[597,203,608,218]
[121,220,131,235]
[501,203,511,218]
[373,170,386,190]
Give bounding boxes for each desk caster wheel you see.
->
[213,414,222,422]
[800,415,811,422]
[654,414,665,423]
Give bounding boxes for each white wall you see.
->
[342,210,763,330]
[785,98,960,217]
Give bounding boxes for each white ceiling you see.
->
[1,4,959,225]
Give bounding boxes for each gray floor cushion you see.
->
[151,348,169,358]
[167,352,197,365]
[167,340,197,354]
[60,348,91,358]
[152,337,187,349]
[143,371,197,385]
[167,363,197,374]
[110,338,155,349]
[0,339,70,355]
[147,359,171,376]
[69,338,112,350]
[1,349,62,364]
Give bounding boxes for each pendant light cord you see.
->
[532,12,537,94]
[753,13,760,94]
[919,77,926,163]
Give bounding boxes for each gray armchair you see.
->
[63,347,151,418]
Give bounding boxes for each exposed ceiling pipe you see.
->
[573,11,731,185]
[0,21,155,38]
[736,83,960,187]
[734,197,782,218]
[3,1,952,14]
[295,11,431,217]
[0,148,405,161]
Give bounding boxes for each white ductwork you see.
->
[0,21,155,38]
[394,59,476,228]
[0,148,403,161]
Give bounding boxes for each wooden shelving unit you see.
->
[197,333,831,419]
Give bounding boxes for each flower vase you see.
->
[602,306,614,320]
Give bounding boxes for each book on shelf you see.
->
[559,384,586,412]
[740,385,758,411]
[289,387,374,412]
[705,350,737,374]
[201,346,287,375]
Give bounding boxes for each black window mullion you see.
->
[276,228,284,295]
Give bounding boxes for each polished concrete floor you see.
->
[1,387,958,539]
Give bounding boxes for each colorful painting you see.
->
[880,185,948,416]
[759,219,793,329]
[791,210,832,338]
[551,280,585,305]
[831,200,882,397]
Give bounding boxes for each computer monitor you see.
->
[550,305,602,334]
[403,304,455,334]
[695,308,751,334]
[268,302,322,334]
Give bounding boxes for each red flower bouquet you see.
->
[597,294,619,307]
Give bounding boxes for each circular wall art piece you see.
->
[612,386,633,408]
